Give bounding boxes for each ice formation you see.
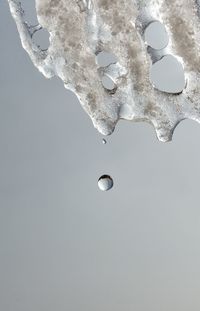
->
[7,0,200,142]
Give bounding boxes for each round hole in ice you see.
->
[144,21,169,50]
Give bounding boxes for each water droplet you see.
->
[102,138,107,144]
[98,175,113,191]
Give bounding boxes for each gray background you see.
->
[1,1,200,310]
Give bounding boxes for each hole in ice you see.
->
[20,0,38,25]
[144,21,169,50]
[102,75,116,91]
[97,51,118,67]
[33,28,50,51]
[98,175,113,191]
[150,55,185,94]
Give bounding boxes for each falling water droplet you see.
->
[98,175,113,191]
[102,138,107,144]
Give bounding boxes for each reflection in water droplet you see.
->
[102,139,107,144]
[98,175,113,191]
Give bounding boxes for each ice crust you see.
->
[7,0,200,141]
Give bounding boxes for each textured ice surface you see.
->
[7,0,200,141]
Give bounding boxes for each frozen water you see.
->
[7,0,200,142]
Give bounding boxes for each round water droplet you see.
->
[98,175,113,191]
[102,138,107,144]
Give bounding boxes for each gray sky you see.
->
[1,1,200,311]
